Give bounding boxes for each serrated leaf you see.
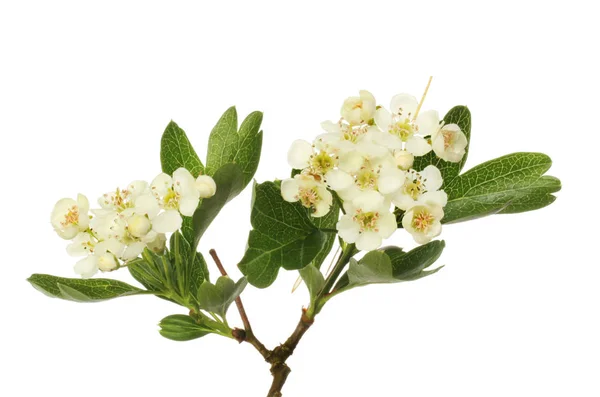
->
[412,106,471,185]
[28,274,147,302]
[158,314,211,341]
[160,121,204,177]
[198,276,247,318]
[238,181,328,288]
[205,107,263,188]
[299,264,325,303]
[443,153,561,223]
[191,163,245,250]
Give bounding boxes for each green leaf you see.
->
[443,153,561,223]
[158,314,211,341]
[191,163,245,250]
[205,107,263,188]
[169,232,209,306]
[347,251,395,287]
[198,276,247,318]
[160,121,204,177]
[412,106,472,185]
[238,181,328,288]
[28,274,147,302]
[299,264,325,303]
[334,241,445,292]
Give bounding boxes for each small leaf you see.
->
[299,264,325,303]
[198,276,248,318]
[169,232,210,306]
[158,314,211,341]
[160,121,204,177]
[28,274,147,302]
[347,251,394,287]
[191,163,245,250]
[205,107,263,189]
[334,241,445,292]
[238,182,328,288]
[443,153,561,223]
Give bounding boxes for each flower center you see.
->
[442,130,454,149]
[354,210,380,232]
[311,151,335,175]
[62,205,79,227]
[411,209,435,232]
[102,188,134,212]
[163,188,180,209]
[389,118,415,141]
[299,188,320,208]
[356,168,378,190]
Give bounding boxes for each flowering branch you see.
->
[28,83,561,396]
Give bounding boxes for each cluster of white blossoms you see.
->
[282,90,468,251]
[51,168,217,278]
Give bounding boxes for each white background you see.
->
[1,1,598,396]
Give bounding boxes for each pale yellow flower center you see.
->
[310,151,335,175]
[61,205,79,227]
[389,118,415,141]
[163,188,180,210]
[354,210,380,232]
[299,187,320,209]
[102,188,134,212]
[442,130,455,149]
[356,167,378,190]
[411,209,435,232]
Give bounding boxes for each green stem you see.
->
[308,243,356,317]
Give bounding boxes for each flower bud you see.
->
[196,175,217,198]
[127,214,151,238]
[98,253,118,272]
[394,150,414,170]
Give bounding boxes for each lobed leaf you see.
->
[238,181,328,288]
[197,276,248,318]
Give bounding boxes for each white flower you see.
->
[335,152,405,201]
[341,90,376,125]
[336,191,397,251]
[431,123,468,163]
[315,120,372,153]
[51,194,90,239]
[402,203,444,244]
[373,94,440,156]
[196,175,217,198]
[98,180,149,211]
[66,232,95,257]
[147,168,201,233]
[281,174,333,217]
[74,255,98,278]
[392,165,447,211]
[394,150,414,170]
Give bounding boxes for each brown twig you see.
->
[209,249,270,359]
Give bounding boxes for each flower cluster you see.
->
[281,90,467,251]
[51,168,216,278]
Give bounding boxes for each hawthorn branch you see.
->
[209,249,270,359]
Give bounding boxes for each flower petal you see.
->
[416,109,440,137]
[324,169,354,191]
[151,173,172,197]
[152,210,183,233]
[421,165,443,191]
[281,178,300,202]
[390,94,418,117]
[378,212,397,238]
[287,140,313,169]
[356,231,382,251]
[406,136,432,156]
